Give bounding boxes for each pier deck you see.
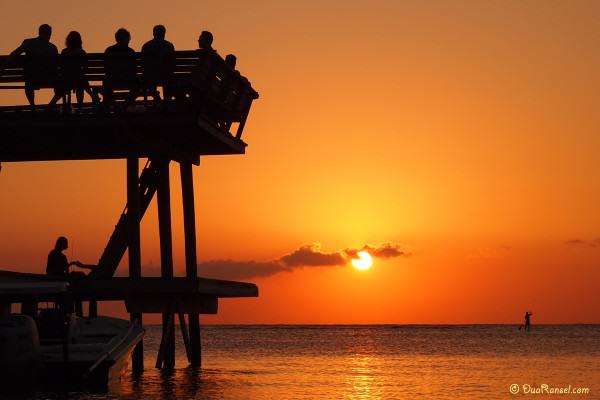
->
[0,109,246,163]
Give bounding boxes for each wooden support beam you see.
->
[180,163,197,279]
[157,159,175,369]
[188,313,201,367]
[89,300,97,318]
[178,311,192,362]
[127,158,142,278]
[157,159,174,280]
[155,303,175,369]
[21,298,37,317]
[127,157,144,374]
[180,162,201,367]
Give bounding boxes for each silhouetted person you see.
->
[524,311,532,331]
[0,24,58,107]
[49,31,100,109]
[46,236,96,277]
[194,31,221,82]
[181,30,223,107]
[220,53,242,124]
[224,54,236,69]
[103,28,139,109]
[141,24,175,103]
[219,52,252,130]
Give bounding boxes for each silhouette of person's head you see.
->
[198,31,213,49]
[225,54,237,68]
[115,28,131,46]
[65,31,83,49]
[39,24,52,41]
[153,25,166,40]
[55,236,68,251]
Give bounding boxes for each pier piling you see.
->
[181,162,202,367]
[157,159,176,369]
[127,157,144,373]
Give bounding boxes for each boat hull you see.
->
[0,315,41,387]
[38,315,144,389]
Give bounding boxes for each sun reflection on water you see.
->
[345,355,383,400]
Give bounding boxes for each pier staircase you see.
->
[91,159,159,278]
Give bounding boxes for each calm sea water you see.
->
[12,325,600,399]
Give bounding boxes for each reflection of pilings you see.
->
[180,162,201,367]
[127,157,143,373]
[157,159,175,369]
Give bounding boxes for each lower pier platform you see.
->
[0,270,258,314]
[0,270,257,376]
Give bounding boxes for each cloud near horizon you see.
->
[201,242,408,280]
[564,238,600,248]
[119,242,409,280]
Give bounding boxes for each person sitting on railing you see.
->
[0,24,58,108]
[216,53,244,129]
[103,28,139,110]
[141,25,175,105]
[48,31,100,110]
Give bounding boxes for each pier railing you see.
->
[0,50,259,140]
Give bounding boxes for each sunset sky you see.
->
[1,0,599,323]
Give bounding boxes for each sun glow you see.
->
[351,251,373,271]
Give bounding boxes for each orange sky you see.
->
[1,0,599,323]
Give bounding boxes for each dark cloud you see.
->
[565,239,586,246]
[364,243,407,258]
[564,238,600,248]
[120,242,408,281]
[199,242,408,280]
[117,260,288,281]
[279,243,346,267]
[344,243,408,259]
[198,260,288,280]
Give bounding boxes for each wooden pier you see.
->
[0,49,259,371]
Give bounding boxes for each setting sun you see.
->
[351,251,373,271]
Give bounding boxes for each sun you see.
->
[351,251,373,271]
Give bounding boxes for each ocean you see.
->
[12,325,600,399]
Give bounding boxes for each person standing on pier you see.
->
[46,236,95,277]
[0,24,58,107]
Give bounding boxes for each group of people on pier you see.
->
[0,24,239,111]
